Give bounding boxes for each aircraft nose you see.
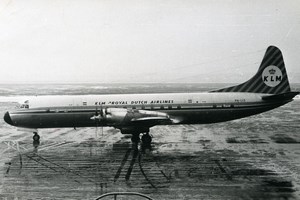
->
[4,112,13,125]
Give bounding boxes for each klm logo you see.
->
[262,66,282,87]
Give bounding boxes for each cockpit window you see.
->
[20,100,29,109]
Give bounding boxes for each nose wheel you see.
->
[33,132,40,142]
[33,132,40,149]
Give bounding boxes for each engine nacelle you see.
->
[90,108,128,125]
[105,108,128,125]
[91,107,172,127]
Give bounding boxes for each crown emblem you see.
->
[269,68,276,74]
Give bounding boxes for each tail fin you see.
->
[212,46,291,94]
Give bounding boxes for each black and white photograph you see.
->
[0,1,299,199]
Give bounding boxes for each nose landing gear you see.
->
[33,132,40,142]
[33,132,40,150]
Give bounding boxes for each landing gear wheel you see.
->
[131,134,140,143]
[131,134,140,150]
[33,132,40,142]
[141,133,152,153]
[33,132,40,150]
[141,133,152,145]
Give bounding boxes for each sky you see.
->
[0,0,300,84]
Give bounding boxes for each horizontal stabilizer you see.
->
[262,91,299,101]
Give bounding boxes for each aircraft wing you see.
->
[131,116,170,122]
[131,116,173,126]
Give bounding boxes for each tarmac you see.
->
[0,101,299,199]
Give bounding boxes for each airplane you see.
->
[3,46,299,146]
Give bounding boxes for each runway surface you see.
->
[0,84,299,199]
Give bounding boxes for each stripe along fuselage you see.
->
[6,92,292,129]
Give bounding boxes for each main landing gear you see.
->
[141,133,152,146]
[131,133,140,144]
[131,132,152,151]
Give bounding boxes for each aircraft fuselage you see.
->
[5,92,291,129]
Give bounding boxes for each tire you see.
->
[142,134,152,144]
[131,134,140,143]
[33,134,40,141]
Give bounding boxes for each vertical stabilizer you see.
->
[211,46,291,94]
